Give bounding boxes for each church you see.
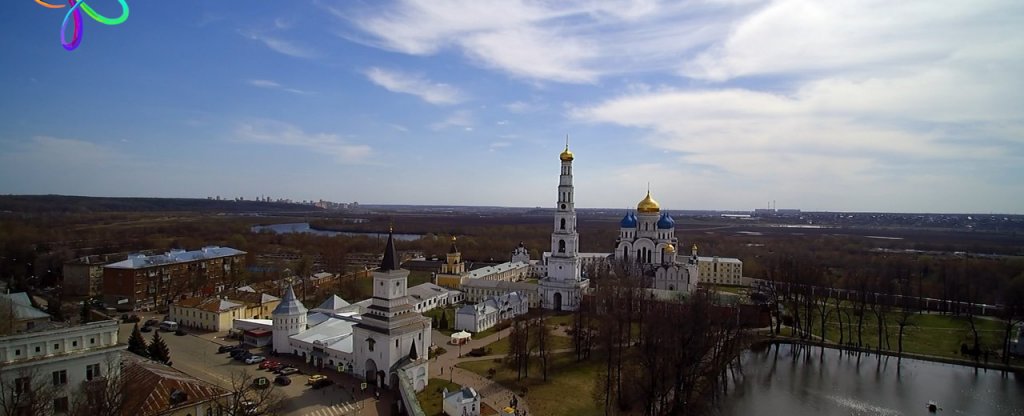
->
[270,229,431,392]
[613,191,699,293]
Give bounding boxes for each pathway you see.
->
[432,328,530,415]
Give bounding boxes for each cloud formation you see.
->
[247,79,312,95]
[240,31,319,59]
[364,67,466,105]
[234,120,372,163]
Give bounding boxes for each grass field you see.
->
[458,353,602,416]
[791,308,1018,361]
[416,378,462,416]
[483,334,574,355]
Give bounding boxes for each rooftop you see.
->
[121,357,230,416]
[105,246,246,269]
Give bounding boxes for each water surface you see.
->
[251,223,422,241]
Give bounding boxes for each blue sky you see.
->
[1,0,1022,213]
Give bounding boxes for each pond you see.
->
[719,343,1024,416]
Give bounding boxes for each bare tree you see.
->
[0,367,56,416]
[0,297,14,336]
[70,359,124,416]
[1000,274,1024,365]
[534,313,551,381]
[215,371,284,416]
[893,274,918,360]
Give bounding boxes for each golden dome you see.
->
[637,190,660,213]
[665,244,676,253]
[559,145,574,162]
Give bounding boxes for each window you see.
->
[72,341,77,347]
[35,346,41,353]
[86,364,100,381]
[395,339,399,348]
[14,349,20,356]
[54,343,60,350]
[53,397,69,413]
[90,338,95,345]
[52,370,68,386]
[367,339,375,352]
[15,377,30,394]
[560,218,566,230]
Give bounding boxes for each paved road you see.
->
[117,319,384,416]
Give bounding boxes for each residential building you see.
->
[443,387,481,416]
[460,279,539,308]
[0,320,123,415]
[0,292,51,333]
[407,283,461,313]
[169,291,280,332]
[102,246,247,311]
[455,292,528,333]
[63,253,137,297]
[694,254,743,286]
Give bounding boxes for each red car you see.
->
[258,360,280,370]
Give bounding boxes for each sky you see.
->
[1,0,1022,214]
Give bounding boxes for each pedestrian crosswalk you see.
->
[302,401,361,416]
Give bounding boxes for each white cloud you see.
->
[364,67,466,105]
[240,31,318,59]
[430,110,474,131]
[234,120,372,163]
[334,0,733,84]
[247,79,312,95]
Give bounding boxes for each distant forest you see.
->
[0,195,319,214]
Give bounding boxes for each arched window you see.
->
[560,218,566,230]
[558,240,566,253]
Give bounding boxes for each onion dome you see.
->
[559,144,574,162]
[665,244,676,254]
[657,212,675,229]
[637,190,660,213]
[620,212,637,228]
[448,236,459,254]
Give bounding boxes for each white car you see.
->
[244,355,266,365]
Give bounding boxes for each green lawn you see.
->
[483,334,574,355]
[458,353,602,416]
[791,308,1018,362]
[416,378,461,416]
[424,306,457,334]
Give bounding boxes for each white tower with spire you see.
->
[271,285,307,354]
[539,138,589,311]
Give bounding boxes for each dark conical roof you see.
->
[380,229,401,271]
[409,341,418,360]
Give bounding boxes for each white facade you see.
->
[443,387,481,416]
[408,283,461,313]
[0,320,123,414]
[455,292,528,333]
[271,286,307,354]
[612,193,699,295]
[538,144,589,311]
[460,279,540,308]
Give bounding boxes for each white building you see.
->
[538,143,590,311]
[613,192,700,294]
[443,386,481,416]
[455,292,528,333]
[408,283,462,313]
[271,286,307,355]
[352,231,432,392]
[0,320,123,414]
[467,262,531,282]
[460,279,540,308]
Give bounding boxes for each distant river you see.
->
[718,343,1024,416]
[250,223,422,241]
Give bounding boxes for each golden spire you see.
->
[559,134,574,161]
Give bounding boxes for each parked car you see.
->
[306,374,327,385]
[265,362,284,372]
[311,378,334,389]
[158,321,179,331]
[217,345,235,354]
[121,314,141,323]
[144,319,160,327]
[252,376,270,389]
[274,375,291,386]
[245,355,266,365]
[277,367,299,376]
[258,360,279,370]
[140,326,152,333]
[233,351,252,361]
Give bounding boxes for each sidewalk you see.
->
[431,328,530,415]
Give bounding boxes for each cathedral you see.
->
[614,191,699,293]
[538,143,590,311]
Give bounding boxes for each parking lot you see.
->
[117,319,397,416]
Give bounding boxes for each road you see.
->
[116,319,387,416]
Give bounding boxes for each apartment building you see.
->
[102,246,246,311]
